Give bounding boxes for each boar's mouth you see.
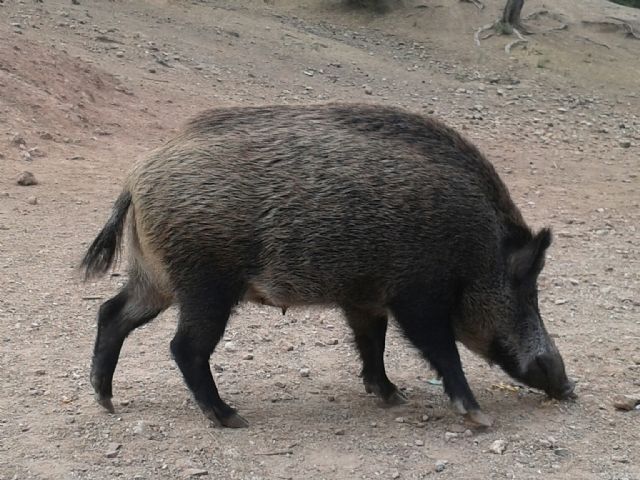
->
[489,339,576,400]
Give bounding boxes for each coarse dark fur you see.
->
[81,103,574,428]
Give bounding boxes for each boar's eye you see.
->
[507,228,552,284]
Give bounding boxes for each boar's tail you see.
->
[80,190,132,280]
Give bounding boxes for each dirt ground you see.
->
[1,0,639,478]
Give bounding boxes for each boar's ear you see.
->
[508,228,552,283]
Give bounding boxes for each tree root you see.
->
[504,27,528,53]
[475,20,530,51]
[461,0,484,10]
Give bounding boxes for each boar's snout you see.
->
[523,351,575,400]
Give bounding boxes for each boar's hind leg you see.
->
[170,278,248,428]
[91,281,168,413]
[342,305,407,406]
[390,290,489,425]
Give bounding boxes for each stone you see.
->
[299,367,310,377]
[16,171,38,186]
[105,443,122,458]
[489,439,507,454]
[183,468,208,477]
[613,394,639,411]
[445,431,458,442]
[434,460,447,472]
[27,196,38,205]
[223,341,237,353]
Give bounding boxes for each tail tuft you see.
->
[80,191,132,280]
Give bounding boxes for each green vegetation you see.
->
[609,0,640,8]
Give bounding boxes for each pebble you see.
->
[391,471,400,479]
[463,429,473,438]
[334,428,345,436]
[10,134,26,147]
[16,171,38,186]
[444,432,458,442]
[27,196,38,205]
[132,420,147,435]
[183,468,208,477]
[243,353,254,360]
[116,51,125,58]
[34,369,46,376]
[414,439,424,446]
[434,460,447,472]
[299,367,310,377]
[395,416,405,423]
[223,341,237,353]
[105,443,122,458]
[619,139,631,148]
[613,394,639,411]
[364,85,373,95]
[489,439,507,454]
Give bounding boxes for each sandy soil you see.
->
[1,0,639,479]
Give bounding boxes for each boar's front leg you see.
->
[342,305,407,406]
[390,287,492,427]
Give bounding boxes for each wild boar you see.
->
[81,103,574,428]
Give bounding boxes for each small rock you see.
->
[132,420,147,435]
[27,196,38,205]
[327,339,339,345]
[391,471,400,479]
[148,67,157,74]
[434,460,447,472]
[444,432,458,442]
[612,456,629,464]
[213,363,224,372]
[463,429,473,438]
[327,395,335,402]
[364,85,373,95]
[242,353,254,360]
[619,139,631,148]
[183,468,208,478]
[275,381,286,388]
[613,394,639,411]
[421,414,429,422]
[334,428,345,436]
[223,341,237,353]
[72,0,80,4]
[299,367,310,377]
[105,443,122,458]
[34,369,46,376]
[28,147,46,158]
[414,439,424,446]
[489,439,507,454]
[395,416,405,423]
[116,51,125,58]
[21,151,32,161]
[10,134,26,147]
[39,132,53,140]
[554,448,570,457]
[16,171,38,186]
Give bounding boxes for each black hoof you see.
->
[220,412,249,428]
[95,395,115,413]
[381,389,408,407]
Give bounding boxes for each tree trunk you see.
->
[502,0,524,26]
